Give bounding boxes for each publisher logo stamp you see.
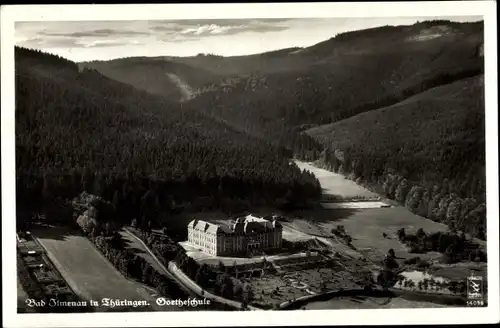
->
[466,275,484,307]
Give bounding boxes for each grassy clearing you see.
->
[281,210,352,238]
[280,206,451,264]
[428,262,487,280]
[34,226,157,311]
[303,295,446,309]
[279,216,366,261]
[317,207,449,263]
[290,160,485,284]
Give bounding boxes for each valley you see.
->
[15,18,487,312]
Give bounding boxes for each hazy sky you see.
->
[16,16,482,62]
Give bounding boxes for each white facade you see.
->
[187,215,283,256]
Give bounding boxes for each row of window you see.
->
[189,229,280,238]
[189,229,282,253]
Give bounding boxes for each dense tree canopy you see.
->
[15,47,321,228]
[15,19,486,241]
[311,76,486,239]
[184,20,483,131]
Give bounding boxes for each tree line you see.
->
[314,75,486,239]
[15,47,322,230]
[397,228,486,263]
[317,144,485,240]
[74,193,189,298]
[72,192,236,311]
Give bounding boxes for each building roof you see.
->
[222,225,233,234]
[245,214,266,222]
[188,219,227,234]
[189,214,282,235]
[244,214,273,230]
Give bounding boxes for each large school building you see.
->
[187,215,283,256]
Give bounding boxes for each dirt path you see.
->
[120,228,194,298]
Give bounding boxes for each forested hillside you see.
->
[84,21,483,131]
[16,19,487,241]
[80,57,220,102]
[308,75,486,239]
[15,47,321,229]
[188,20,486,239]
[80,47,307,99]
[79,20,483,165]
[188,20,483,130]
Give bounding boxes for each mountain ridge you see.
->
[79,20,482,131]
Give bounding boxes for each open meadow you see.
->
[429,262,487,280]
[303,295,447,309]
[316,207,450,263]
[166,158,486,306]
[294,161,379,199]
[282,202,467,265]
[283,162,486,285]
[34,226,160,311]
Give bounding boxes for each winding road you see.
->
[122,228,262,311]
[120,229,184,289]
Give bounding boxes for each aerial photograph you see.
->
[14,15,488,314]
